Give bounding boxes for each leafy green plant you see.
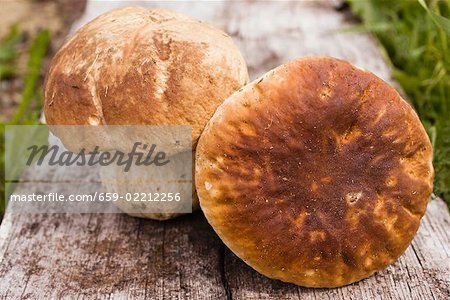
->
[0,26,22,80]
[0,28,50,215]
[349,0,450,205]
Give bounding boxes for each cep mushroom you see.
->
[44,6,249,220]
[195,57,434,287]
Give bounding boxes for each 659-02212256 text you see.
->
[9,192,182,203]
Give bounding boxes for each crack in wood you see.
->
[219,246,232,300]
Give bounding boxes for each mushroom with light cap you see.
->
[44,6,249,220]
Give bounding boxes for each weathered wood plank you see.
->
[0,155,226,299]
[0,211,227,299]
[0,1,449,299]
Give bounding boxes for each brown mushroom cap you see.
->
[44,6,248,148]
[43,6,248,220]
[195,57,434,287]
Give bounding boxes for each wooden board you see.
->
[1,1,449,299]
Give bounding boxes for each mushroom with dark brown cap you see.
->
[195,57,434,287]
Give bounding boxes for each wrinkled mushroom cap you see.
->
[44,6,248,150]
[43,6,248,220]
[195,57,433,287]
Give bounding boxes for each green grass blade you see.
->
[10,30,50,125]
[418,0,450,36]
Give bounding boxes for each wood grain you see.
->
[1,1,449,299]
